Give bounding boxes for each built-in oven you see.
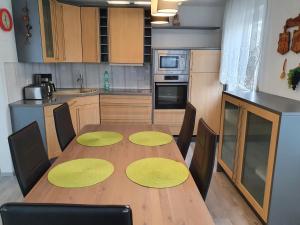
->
[154,75,188,109]
[153,49,190,75]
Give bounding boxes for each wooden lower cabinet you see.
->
[44,95,100,159]
[100,95,152,124]
[68,95,100,133]
[44,104,62,159]
[153,109,185,135]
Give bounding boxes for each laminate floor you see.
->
[0,145,262,225]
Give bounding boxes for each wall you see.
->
[4,63,151,103]
[258,0,300,100]
[152,4,225,48]
[0,0,17,174]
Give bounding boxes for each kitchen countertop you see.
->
[10,88,152,107]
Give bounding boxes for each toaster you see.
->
[23,85,48,100]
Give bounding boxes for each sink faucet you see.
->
[77,73,84,90]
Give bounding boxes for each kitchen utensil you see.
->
[280,58,288,79]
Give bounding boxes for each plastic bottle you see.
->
[104,70,110,91]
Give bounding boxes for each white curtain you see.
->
[219,0,267,90]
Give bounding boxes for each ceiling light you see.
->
[107,1,131,4]
[152,12,176,17]
[151,16,169,24]
[134,1,151,5]
[151,0,178,16]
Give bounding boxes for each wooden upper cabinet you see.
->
[62,4,82,62]
[190,50,221,73]
[81,7,100,63]
[108,8,144,64]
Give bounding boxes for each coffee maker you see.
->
[33,74,56,96]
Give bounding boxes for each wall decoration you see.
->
[22,3,32,41]
[291,28,300,53]
[280,58,287,79]
[277,14,300,55]
[288,64,300,90]
[0,8,13,32]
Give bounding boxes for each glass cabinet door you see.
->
[240,112,272,206]
[39,0,57,62]
[237,105,279,222]
[219,99,240,176]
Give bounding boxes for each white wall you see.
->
[0,0,17,174]
[259,0,300,100]
[152,4,225,48]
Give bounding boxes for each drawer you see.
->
[100,95,152,106]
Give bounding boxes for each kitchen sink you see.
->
[54,88,98,96]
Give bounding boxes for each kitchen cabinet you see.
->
[12,0,99,63]
[189,50,223,135]
[81,7,100,63]
[68,95,100,133]
[44,104,63,159]
[153,109,185,135]
[43,95,100,159]
[218,90,300,224]
[100,95,152,124]
[62,4,82,62]
[108,8,144,64]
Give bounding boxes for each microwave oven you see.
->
[153,49,190,75]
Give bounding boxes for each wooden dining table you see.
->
[25,124,215,225]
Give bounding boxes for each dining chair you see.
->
[189,119,217,200]
[8,122,51,197]
[53,103,76,151]
[0,203,133,225]
[177,102,196,159]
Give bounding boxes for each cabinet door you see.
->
[44,105,62,159]
[81,7,100,63]
[189,73,222,135]
[236,104,279,222]
[109,8,144,64]
[38,0,57,62]
[62,4,82,62]
[190,50,220,73]
[218,95,241,178]
[77,104,100,131]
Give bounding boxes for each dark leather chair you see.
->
[190,119,217,200]
[177,102,196,159]
[53,103,76,151]
[8,122,51,197]
[0,203,133,225]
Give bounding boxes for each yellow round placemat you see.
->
[76,131,123,147]
[48,158,114,188]
[126,157,189,188]
[129,131,173,147]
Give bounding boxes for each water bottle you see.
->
[104,70,110,91]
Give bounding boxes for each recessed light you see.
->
[107,1,131,4]
[134,1,151,5]
[152,12,176,16]
[151,16,169,24]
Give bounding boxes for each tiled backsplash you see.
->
[4,63,151,103]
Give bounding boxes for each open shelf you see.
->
[152,26,221,30]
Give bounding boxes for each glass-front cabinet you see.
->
[218,94,279,223]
